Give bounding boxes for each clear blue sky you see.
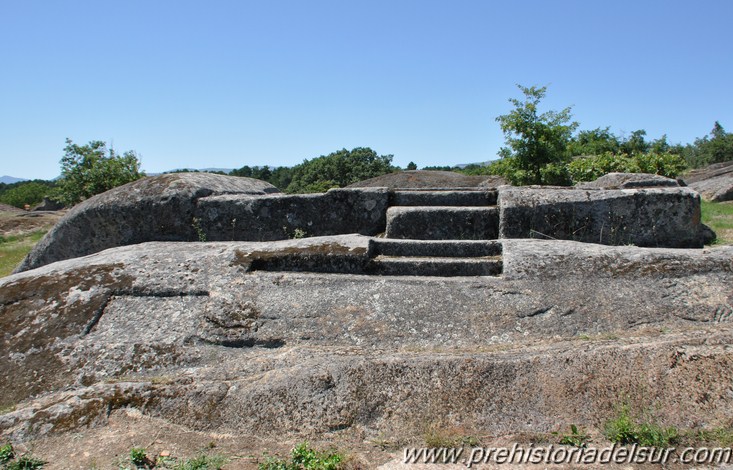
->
[1,0,731,180]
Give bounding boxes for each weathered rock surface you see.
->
[688,173,733,202]
[576,172,681,189]
[31,197,64,212]
[2,237,732,444]
[498,186,709,248]
[386,206,499,240]
[0,203,24,213]
[682,160,733,184]
[14,173,279,273]
[347,170,505,189]
[195,188,389,241]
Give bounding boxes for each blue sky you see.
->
[1,0,731,180]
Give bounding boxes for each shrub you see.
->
[604,405,679,447]
[0,181,54,209]
[567,152,686,183]
[259,442,343,470]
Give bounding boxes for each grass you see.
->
[701,200,733,245]
[258,442,344,470]
[0,443,45,469]
[423,425,481,448]
[0,230,46,278]
[121,447,227,469]
[604,405,679,447]
[555,424,591,447]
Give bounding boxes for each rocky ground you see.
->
[0,207,63,238]
[1,237,732,468]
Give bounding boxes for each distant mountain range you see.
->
[0,175,28,184]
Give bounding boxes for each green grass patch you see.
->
[259,442,344,470]
[0,443,45,469]
[0,230,46,278]
[701,200,733,245]
[604,405,679,447]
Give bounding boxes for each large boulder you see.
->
[682,160,733,184]
[195,188,389,241]
[688,173,733,202]
[498,186,710,248]
[1,237,732,450]
[14,173,279,272]
[576,172,681,189]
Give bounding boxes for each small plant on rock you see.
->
[556,424,590,447]
[0,443,45,470]
[129,447,154,469]
[0,443,15,465]
[604,405,678,447]
[258,442,343,470]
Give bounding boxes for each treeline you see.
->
[230,147,397,193]
[456,123,733,185]
[452,85,733,186]
[0,180,57,208]
[3,86,732,210]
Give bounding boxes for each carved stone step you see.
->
[385,206,499,240]
[391,190,497,206]
[369,256,503,277]
[370,239,502,257]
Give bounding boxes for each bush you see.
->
[285,148,395,194]
[567,152,686,183]
[0,181,55,209]
[604,405,679,447]
[259,442,343,470]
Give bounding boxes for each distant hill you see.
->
[0,175,28,184]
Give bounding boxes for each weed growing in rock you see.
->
[0,444,45,470]
[165,454,227,470]
[555,424,590,447]
[423,425,480,448]
[0,444,14,465]
[191,218,207,242]
[283,226,308,239]
[129,447,152,468]
[258,442,343,470]
[123,447,226,470]
[604,405,678,447]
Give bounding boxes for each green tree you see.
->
[0,180,55,209]
[619,130,650,155]
[684,121,733,167]
[568,127,621,156]
[406,161,417,170]
[54,139,145,206]
[495,85,578,185]
[285,147,395,193]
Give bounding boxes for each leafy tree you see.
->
[568,127,621,156]
[0,180,55,209]
[230,165,293,191]
[406,161,417,170]
[684,121,733,167]
[619,129,650,155]
[54,139,144,206]
[495,85,578,185]
[285,147,395,193]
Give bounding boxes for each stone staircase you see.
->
[367,238,502,276]
[247,188,504,277]
[374,188,502,276]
